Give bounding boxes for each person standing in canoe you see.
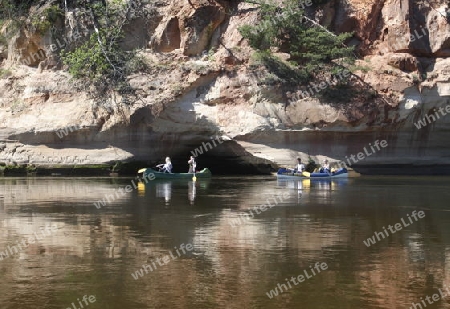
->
[157,157,172,173]
[188,156,196,173]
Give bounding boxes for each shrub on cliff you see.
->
[0,0,34,43]
[31,5,64,34]
[239,0,354,87]
[0,0,38,19]
[61,30,128,81]
[61,0,154,103]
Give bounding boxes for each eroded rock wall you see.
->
[0,0,449,174]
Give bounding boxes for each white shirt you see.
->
[297,163,305,172]
[163,162,172,173]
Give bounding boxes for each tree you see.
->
[0,0,40,53]
[239,0,354,84]
[61,0,154,104]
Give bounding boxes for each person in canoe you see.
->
[156,157,172,173]
[295,158,305,173]
[319,159,330,173]
[188,156,196,173]
[287,157,304,174]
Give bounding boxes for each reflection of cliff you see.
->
[0,178,132,208]
[1,178,450,308]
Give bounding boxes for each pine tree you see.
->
[239,0,354,84]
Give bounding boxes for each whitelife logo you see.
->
[0,224,59,261]
[266,262,328,299]
[131,243,193,280]
[190,135,224,158]
[409,285,450,309]
[229,192,290,227]
[336,139,388,169]
[413,105,450,129]
[64,295,96,309]
[363,210,425,247]
[93,174,155,209]
[56,124,81,139]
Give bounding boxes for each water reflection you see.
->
[156,181,172,204]
[188,181,196,205]
[277,178,349,203]
[140,179,210,206]
[0,176,449,309]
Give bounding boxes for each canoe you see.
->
[276,167,348,179]
[139,168,212,180]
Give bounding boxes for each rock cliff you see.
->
[0,0,449,174]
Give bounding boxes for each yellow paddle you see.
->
[301,171,311,177]
[192,170,196,181]
[137,182,145,195]
[138,168,146,173]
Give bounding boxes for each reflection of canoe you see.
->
[137,178,210,205]
[276,168,348,179]
[140,168,212,180]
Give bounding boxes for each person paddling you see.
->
[156,157,172,173]
[188,156,196,173]
[319,159,330,173]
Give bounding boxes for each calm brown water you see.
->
[0,176,450,309]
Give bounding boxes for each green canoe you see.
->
[139,168,212,180]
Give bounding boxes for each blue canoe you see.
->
[276,167,348,179]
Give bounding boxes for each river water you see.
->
[0,176,449,309]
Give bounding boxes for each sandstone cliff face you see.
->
[0,0,449,174]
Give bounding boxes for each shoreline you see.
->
[1,163,450,176]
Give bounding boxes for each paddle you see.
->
[192,170,196,181]
[138,165,161,174]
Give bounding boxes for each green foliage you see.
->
[251,50,309,85]
[411,73,420,84]
[125,54,150,73]
[31,5,64,34]
[1,1,61,45]
[2,163,27,175]
[305,156,318,173]
[31,17,50,33]
[61,32,114,81]
[319,83,377,103]
[111,161,122,172]
[351,63,370,73]
[0,18,24,46]
[0,69,12,77]
[0,0,37,19]
[26,163,37,173]
[61,1,152,102]
[239,0,355,83]
[11,99,25,113]
[207,48,216,61]
[0,0,35,40]
[319,83,356,103]
[61,31,147,82]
